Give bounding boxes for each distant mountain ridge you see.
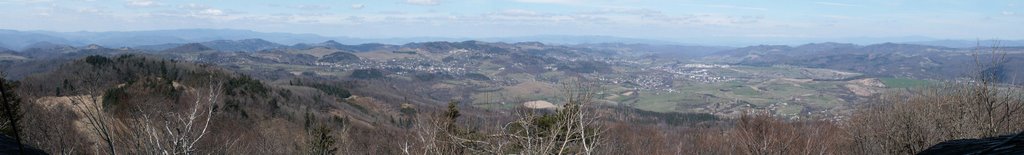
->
[703,42,1024,80]
[571,43,733,57]
[29,29,336,47]
[0,30,73,50]
[139,39,285,52]
[160,43,214,53]
[292,40,399,52]
[901,39,1024,48]
[3,29,1022,51]
[0,29,691,50]
[478,35,683,45]
[1,29,336,49]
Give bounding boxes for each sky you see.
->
[0,0,1021,43]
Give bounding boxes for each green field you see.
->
[464,64,890,116]
[880,78,934,88]
[632,91,704,112]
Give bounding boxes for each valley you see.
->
[4,39,1001,120]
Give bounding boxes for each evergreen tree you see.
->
[308,125,338,155]
[0,74,25,154]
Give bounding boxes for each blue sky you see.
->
[0,0,1021,42]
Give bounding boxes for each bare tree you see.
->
[406,78,606,154]
[731,111,801,155]
[22,102,83,155]
[408,101,485,154]
[502,78,605,154]
[69,91,117,155]
[69,78,222,155]
[131,82,221,155]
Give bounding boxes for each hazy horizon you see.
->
[1,0,1021,45]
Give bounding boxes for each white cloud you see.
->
[496,9,542,17]
[577,8,662,16]
[292,5,330,10]
[76,7,104,13]
[638,13,763,26]
[1003,11,1015,15]
[406,0,440,6]
[173,3,232,18]
[351,4,365,10]
[180,3,207,10]
[199,8,224,16]
[125,0,161,8]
